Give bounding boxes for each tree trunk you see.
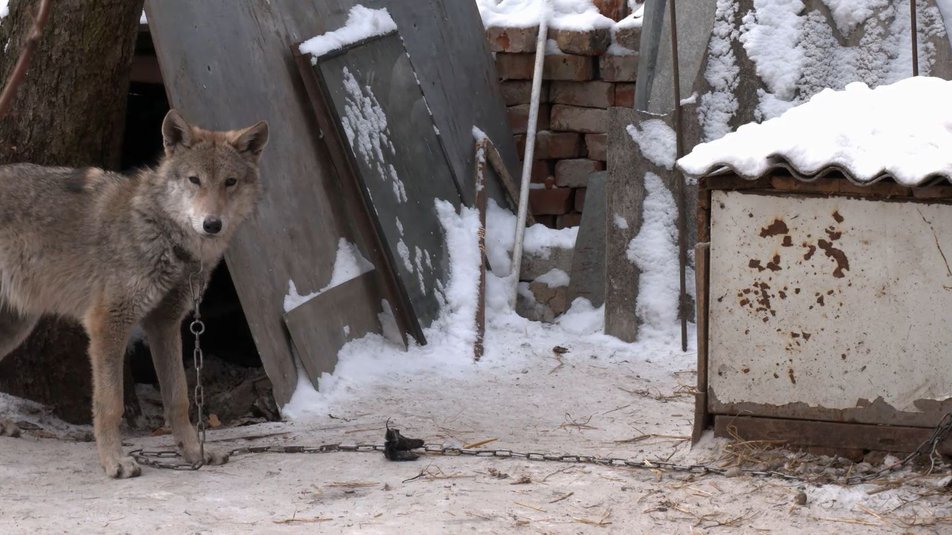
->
[0,0,144,424]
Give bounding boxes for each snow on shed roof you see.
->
[677,77,952,187]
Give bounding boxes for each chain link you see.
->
[131,425,951,484]
[187,258,206,469]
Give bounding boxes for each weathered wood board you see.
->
[301,32,463,338]
[145,0,519,401]
[284,272,383,382]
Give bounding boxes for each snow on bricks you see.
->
[481,1,642,227]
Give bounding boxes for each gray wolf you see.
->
[0,110,268,478]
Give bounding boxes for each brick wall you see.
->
[485,4,640,229]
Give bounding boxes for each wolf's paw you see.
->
[203,448,229,466]
[102,456,142,479]
[180,443,229,467]
[0,419,20,438]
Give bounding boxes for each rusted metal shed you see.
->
[679,77,952,455]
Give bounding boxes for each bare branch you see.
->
[0,0,54,120]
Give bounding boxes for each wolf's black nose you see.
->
[203,217,222,234]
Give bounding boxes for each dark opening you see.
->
[121,27,278,429]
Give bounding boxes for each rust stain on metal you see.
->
[816,293,825,306]
[781,235,793,247]
[787,368,796,384]
[817,239,850,278]
[748,258,765,272]
[825,227,842,241]
[802,243,816,261]
[759,218,789,238]
[832,210,844,223]
[765,254,782,272]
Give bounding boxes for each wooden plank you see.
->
[604,107,641,342]
[146,0,520,401]
[692,242,711,444]
[303,33,463,339]
[284,272,383,380]
[145,1,384,404]
[384,1,519,207]
[713,415,951,455]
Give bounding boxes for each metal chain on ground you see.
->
[131,410,952,484]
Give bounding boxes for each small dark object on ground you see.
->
[385,426,424,461]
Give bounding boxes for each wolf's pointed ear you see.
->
[162,109,194,156]
[231,121,269,162]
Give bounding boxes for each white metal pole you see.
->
[510,3,549,307]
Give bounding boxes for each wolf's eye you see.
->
[224,177,237,187]
[188,176,201,186]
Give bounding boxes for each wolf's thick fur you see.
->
[0,110,268,478]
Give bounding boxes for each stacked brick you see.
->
[487,10,640,229]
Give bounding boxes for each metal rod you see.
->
[510,4,549,307]
[911,0,919,76]
[474,137,488,361]
[669,0,689,352]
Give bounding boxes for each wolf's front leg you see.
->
[84,304,140,478]
[142,292,227,467]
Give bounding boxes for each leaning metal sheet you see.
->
[709,190,952,421]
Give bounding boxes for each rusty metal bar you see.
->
[474,137,489,361]
[669,0,688,352]
[911,0,919,76]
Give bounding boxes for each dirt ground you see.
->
[2,327,951,534]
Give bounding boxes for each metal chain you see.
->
[131,415,952,484]
[186,259,206,469]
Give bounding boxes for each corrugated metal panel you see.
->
[681,156,952,187]
[708,190,952,423]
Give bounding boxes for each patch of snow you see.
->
[474,0,613,30]
[283,239,374,313]
[678,77,952,186]
[298,5,396,59]
[284,199,484,418]
[485,201,578,276]
[626,173,681,344]
[616,3,644,29]
[626,119,677,170]
[535,268,570,288]
[339,66,408,203]
[607,42,637,56]
[739,0,805,112]
[139,10,147,25]
[555,297,604,335]
[698,0,740,141]
[820,0,887,35]
[613,214,629,230]
[739,0,947,121]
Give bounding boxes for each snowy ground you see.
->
[2,313,951,534]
